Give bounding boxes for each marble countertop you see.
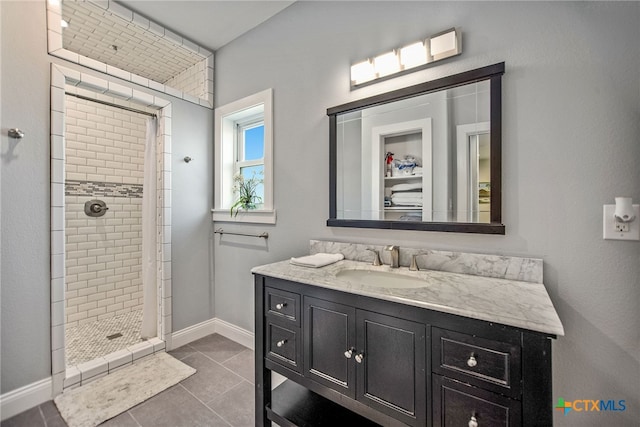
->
[252,259,564,336]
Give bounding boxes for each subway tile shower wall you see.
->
[165,59,208,100]
[64,96,147,328]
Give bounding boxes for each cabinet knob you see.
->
[468,415,478,427]
[355,353,364,364]
[276,339,287,347]
[467,355,477,368]
[275,303,286,310]
[344,349,353,359]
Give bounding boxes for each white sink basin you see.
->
[336,268,428,288]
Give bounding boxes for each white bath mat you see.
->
[54,352,196,427]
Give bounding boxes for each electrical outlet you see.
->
[603,204,640,240]
[615,222,630,232]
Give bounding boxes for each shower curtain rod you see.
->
[65,92,158,118]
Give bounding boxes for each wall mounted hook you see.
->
[8,129,25,139]
[184,156,193,163]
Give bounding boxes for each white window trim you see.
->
[212,89,275,224]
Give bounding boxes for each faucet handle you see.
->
[366,248,382,266]
[409,252,428,271]
[410,254,420,271]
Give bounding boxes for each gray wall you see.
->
[1,2,638,425]
[0,1,214,393]
[214,2,639,425]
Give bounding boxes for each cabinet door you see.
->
[356,310,426,426]
[304,296,356,399]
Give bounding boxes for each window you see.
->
[236,119,265,207]
[213,89,274,223]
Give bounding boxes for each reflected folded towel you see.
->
[392,193,423,201]
[391,192,423,206]
[290,253,344,268]
[392,200,423,206]
[391,182,422,192]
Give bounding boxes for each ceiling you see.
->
[118,0,296,51]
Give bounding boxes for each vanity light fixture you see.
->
[350,27,461,89]
[374,51,402,77]
[429,29,459,60]
[400,41,428,69]
[350,59,376,86]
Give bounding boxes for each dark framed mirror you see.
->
[327,62,505,234]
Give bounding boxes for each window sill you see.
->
[211,209,276,224]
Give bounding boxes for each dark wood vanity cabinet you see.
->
[304,296,426,426]
[255,274,554,427]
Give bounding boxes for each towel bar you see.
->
[215,228,269,239]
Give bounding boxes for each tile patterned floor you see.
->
[1,334,255,427]
[66,310,144,366]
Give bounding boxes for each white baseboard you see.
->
[170,317,254,351]
[0,377,52,421]
[213,318,254,350]
[170,318,218,350]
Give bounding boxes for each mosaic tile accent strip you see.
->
[65,180,143,198]
[66,310,143,367]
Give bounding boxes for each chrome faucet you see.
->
[384,245,399,268]
[366,248,382,266]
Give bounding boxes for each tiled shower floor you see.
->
[65,310,144,366]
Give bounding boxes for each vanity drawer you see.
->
[433,375,521,427]
[432,328,521,397]
[266,322,301,373]
[265,287,300,326]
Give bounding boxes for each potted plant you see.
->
[230,171,263,217]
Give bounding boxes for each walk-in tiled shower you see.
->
[63,94,149,366]
[46,0,209,392]
[50,64,174,394]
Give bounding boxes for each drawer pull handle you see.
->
[467,355,477,368]
[355,353,364,364]
[276,339,287,347]
[468,415,478,427]
[344,349,353,359]
[275,303,286,310]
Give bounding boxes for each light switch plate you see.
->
[603,204,640,240]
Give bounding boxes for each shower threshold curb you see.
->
[63,337,165,389]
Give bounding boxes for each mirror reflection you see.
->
[336,80,489,222]
[328,63,504,234]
